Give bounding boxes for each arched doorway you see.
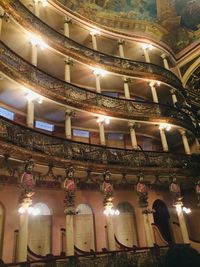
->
[28,203,52,256]
[74,204,95,251]
[153,199,172,242]
[0,204,4,258]
[115,202,138,247]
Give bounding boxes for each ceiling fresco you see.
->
[59,0,200,51]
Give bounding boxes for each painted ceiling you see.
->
[59,0,200,51]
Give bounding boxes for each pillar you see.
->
[0,7,4,37]
[64,17,71,38]
[143,48,150,63]
[195,138,200,151]
[128,121,138,149]
[161,54,169,70]
[31,44,37,66]
[65,215,74,256]
[175,204,190,244]
[17,211,29,262]
[27,100,34,128]
[118,39,125,58]
[105,215,116,251]
[142,210,154,247]
[33,0,40,17]
[170,89,178,107]
[95,74,101,93]
[179,129,191,155]
[123,78,130,99]
[64,59,72,83]
[91,33,98,50]
[99,122,106,145]
[65,110,72,139]
[150,83,159,103]
[159,128,169,151]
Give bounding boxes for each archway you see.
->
[153,199,172,242]
[28,203,52,256]
[115,202,138,247]
[74,204,95,251]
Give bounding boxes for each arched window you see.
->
[28,203,52,256]
[115,202,138,247]
[0,204,4,258]
[74,204,95,251]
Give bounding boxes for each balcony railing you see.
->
[0,42,195,132]
[1,0,183,91]
[0,116,197,169]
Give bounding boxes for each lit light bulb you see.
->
[42,0,48,7]
[90,29,101,36]
[115,209,120,215]
[37,98,43,104]
[141,43,154,50]
[29,33,48,49]
[25,91,38,101]
[18,207,25,214]
[91,67,108,77]
[159,123,171,131]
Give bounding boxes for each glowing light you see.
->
[37,98,43,104]
[103,206,120,216]
[96,116,110,124]
[141,43,154,50]
[159,123,171,131]
[176,204,182,213]
[41,0,48,7]
[28,206,40,216]
[91,67,108,77]
[29,33,48,49]
[149,80,161,87]
[183,207,191,214]
[90,28,101,36]
[25,91,38,101]
[18,207,25,214]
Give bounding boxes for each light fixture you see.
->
[37,97,43,104]
[18,206,26,214]
[159,123,171,131]
[103,206,120,216]
[18,206,40,216]
[90,28,101,36]
[29,33,48,49]
[41,0,48,7]
[141,43,154,50]
[25,91,38,101]
[183,207,191,214]
[91,67,108,77]
[96,116,110,124]
[149,80,161,87]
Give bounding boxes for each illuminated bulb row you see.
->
[25,91,43,104]
[159,123,172,131]
[176,205,191,214]
[29,33,48,50]
[103,206,120,216]
[141,43,154,50]
[18,206,40,216]
[91,67,108,77]
[96,116,110,124]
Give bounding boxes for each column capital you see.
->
[64,16,71,24]
[64,58,73,66]
[128,121,136,128]
[65,109,74,117]
[118,39,125,46]
[179,128,186,136]
[170,89,176,95]
[161,53,167,59]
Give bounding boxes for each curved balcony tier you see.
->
[1,0,183,91]
[0,116,198,172]
[0,42,195,133]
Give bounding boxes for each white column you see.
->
[64,59,71,83]
[95,74,101,93]
[128,122,138,149]
[118,39,125,58]
[31,44,37,66]
[91,33,98,50]
[179,129,191,155]
[142,211,154,247]
[64,17,71,38]
[33,0,40,17]
[175,204,190,244]
[0,7,5,37]
[143,48,150,63]
[150,83,159,103]
[161,54,169,70]
[99,122,106,146]
[17,211,29,262]
[105,215,116,251]
[123,78,130,99]
[170,89,178,107]
[159,128,169,152]
[65,110,72,139]
[65,215,74,256]
[27,100,34,128]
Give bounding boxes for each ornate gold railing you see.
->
[0,42,195,132]
[1,0,183,91]
[0,116,198,169]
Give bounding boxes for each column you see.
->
[142,210,154,247]
[161,54,169,70]
[195,138,200,151]
[142,48,150,63]
[123,78,130,99]
[64,17,71,38]
[118,39,125,58]
[0,7,5,37]
[105,215,116,251]
[31,43,37,66]
[159,128,169,151]
[27,100,34,128]
[95,73,101,93]
[65,110,72,139]
[175,204,190,244]
[128,121,138,149]
[150,83,159,103]
[179,129,191,155]
[91,33,98,50]
[33,0,40,17]
[65,215,74,256]
[99,121,106,145]
[17,211,29,262]
[64,59,72,83]
[170,89,178,107]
